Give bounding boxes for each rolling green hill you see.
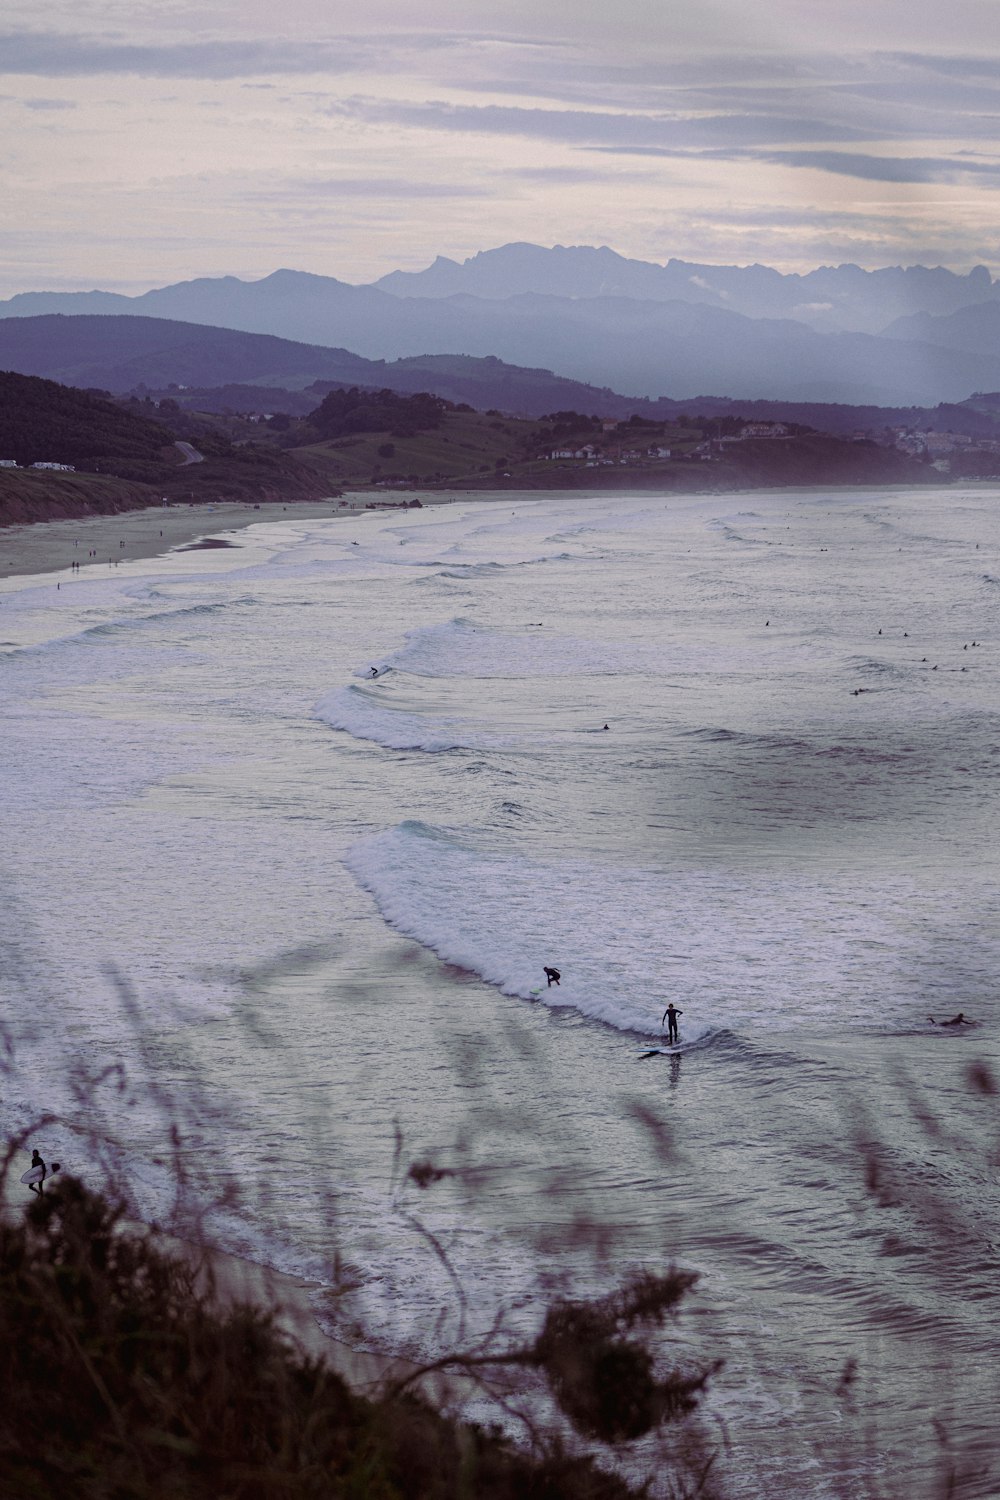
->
[0,370,174,469]
[0,367,940,528]
[286,403,933,492]
[0,370,334,524]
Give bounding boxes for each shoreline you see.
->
[0,477,969,586]
[0,1168,460,1405]
[0,498,351,581]
[0,481,525,1406]
[0,490,503,583]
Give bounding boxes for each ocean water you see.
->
[2,487,1000,1496]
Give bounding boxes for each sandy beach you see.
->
[0,497,366,581]
[0,491,493,582]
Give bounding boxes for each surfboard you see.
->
[20,1162,59,1185]
[639,1045,682,1057]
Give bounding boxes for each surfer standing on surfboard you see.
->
[662,1004,683,1045]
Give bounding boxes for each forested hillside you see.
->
[0,370,334,523]
[0,370,173,469]
[303,386,450,440]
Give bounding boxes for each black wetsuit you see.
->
[28,1152,46,1195]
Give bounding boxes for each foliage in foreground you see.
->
[0,1177,693,1500]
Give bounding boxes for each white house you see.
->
[921,431,973,455]
[31,461,76,472]
[548,444,597,460]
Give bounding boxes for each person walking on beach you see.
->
[27,1149,46,1195]
[543,966,561,987]
[662,1003,683,1045]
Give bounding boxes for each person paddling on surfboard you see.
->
[662,1004,682,1045]
[929,1013,973,1027]
[27,1149,46,1195]
[543,966,561,987]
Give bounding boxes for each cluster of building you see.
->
[889,429,975,457]
[0,459,76,471]
[545,421,791,466]
[547,442,673,466]
[541,418,1000,476]
[879,428,1000,473]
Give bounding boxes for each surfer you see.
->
[370,667,379,677]
[662,1003,683,1045]
[543,966,561,987]
[27,1149,46,1195]
[929,1013,973,1027]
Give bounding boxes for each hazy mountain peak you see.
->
[4,245,1000,408]
[257,268,351,289]
[146,273,249,293]
[374,240,670,302]
[372,243,999,330]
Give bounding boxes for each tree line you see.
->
[0,371,173,469]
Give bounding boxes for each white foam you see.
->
[346,822,989,1038]
[357,616,664,679]
[314,682,529,752]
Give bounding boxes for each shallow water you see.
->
[2,487,999,1496]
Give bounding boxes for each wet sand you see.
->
[0,498,364,581]
[0,490,504,582]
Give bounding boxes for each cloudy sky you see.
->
[3,0,1000,294]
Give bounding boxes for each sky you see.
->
[2,0,1000,294]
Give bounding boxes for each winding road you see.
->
[174,441,205,466]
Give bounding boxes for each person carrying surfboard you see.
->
[26,1149,46,1195]
[662,1004,683,1045]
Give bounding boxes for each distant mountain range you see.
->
[373,243,1000,333]
[3,314,1000,442]
[0,314,667,414]
[3,245,1000,406]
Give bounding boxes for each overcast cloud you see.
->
[1,0,999,293]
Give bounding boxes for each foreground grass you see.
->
[0,1178,670,1500]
